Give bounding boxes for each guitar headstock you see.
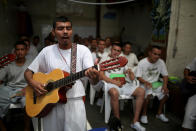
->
[99,56,128,71]
[0,54,16,68]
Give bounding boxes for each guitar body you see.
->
[26,69,68,118]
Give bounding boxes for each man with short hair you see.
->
[0,41,32,131]
[90,39,98,63]
[24,16,99,131]
[96,39,106,63]
[136,45,169,124]
[181,57,196,131]
[32,35,42,52]
[122,42,138,70]
[100,42,145,131]
[104,37,112,53]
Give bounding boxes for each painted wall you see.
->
[27,0,55,46]
[56,0,97,38]
[166,0,196,78]
[100,5,120,39]
[99,2,153,55]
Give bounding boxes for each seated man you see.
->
[136,45,169,124]
[122,42,138,70]
[100,42,145,131]
[0,41,32,131]
[181,57,196,131]
[96,39,107,64]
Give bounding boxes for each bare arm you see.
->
[24,69,47,96]
[162,76,168,89]
[162,76,169,94]
[24,68,34,85]
[137,77,152,88]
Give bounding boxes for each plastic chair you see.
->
[89,81,104,105]
[90,84,96,105]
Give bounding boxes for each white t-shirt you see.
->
[104,46,111,54]
[122,53,138,70]
[91,52,97,63]
[136,58,168,83]
[28,44,94,98]
[26,44,38,59]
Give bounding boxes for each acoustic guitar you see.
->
[25,56,128,118]
[0,54,16,69]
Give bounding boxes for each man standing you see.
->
[136,46,169,124]
[24,16,99,131]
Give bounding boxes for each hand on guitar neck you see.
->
[85,67,99,85]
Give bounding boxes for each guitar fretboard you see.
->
[47,65,97,90]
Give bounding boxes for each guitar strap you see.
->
[37,43,77,131]
[71,43,77,74]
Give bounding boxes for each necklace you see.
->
[57,45,70,69]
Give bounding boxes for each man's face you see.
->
[123,44,131,54]
[33,38,40,45]
[91,40,97,50]
[24,40,30,51]
[105,38,111,47]
[84,39,89,47]
[149,48,161,63]
[53,22,72,45]
[111,45,121,58]
[15,44,27,59]
[98,40,106,52]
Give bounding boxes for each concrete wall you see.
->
[0,1,18,55]
[56,0,97,38]
[100,5,120,39]
[0,0,97,52]
[27,0,56,39]
[166,0,196,78]
[119,3,153,55]
[99,2,153,55]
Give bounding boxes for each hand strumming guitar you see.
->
[29,79,47,96]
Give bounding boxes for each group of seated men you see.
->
[0,34,195,131]
[86,37,195,131]
[90,40,169,131]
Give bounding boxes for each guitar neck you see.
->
[45,56,128,91]
[49,65,98,89]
